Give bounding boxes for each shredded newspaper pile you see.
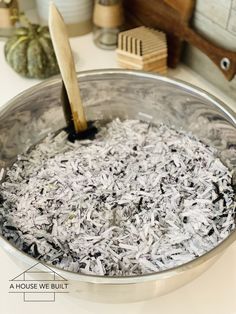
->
[0,119,235,276]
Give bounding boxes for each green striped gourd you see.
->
[4,23,59,79]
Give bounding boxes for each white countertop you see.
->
[0,33,236,314]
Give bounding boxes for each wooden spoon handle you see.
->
[182,26,236,81]
[49,3,87,132]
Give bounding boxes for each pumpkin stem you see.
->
[18,12,33,29]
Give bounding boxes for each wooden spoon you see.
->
[49,2,87,133]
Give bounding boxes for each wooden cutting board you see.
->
[164,0,195,67]
[124,0,195,67]
[124,0,236,80]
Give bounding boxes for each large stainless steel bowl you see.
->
[0,69,235,303]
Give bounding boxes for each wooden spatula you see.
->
[49,3,87,133]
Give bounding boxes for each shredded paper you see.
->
[0,119,235,276]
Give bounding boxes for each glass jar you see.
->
[93,0,123,50]
[36,0,94,37]
[0,0,18,39]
